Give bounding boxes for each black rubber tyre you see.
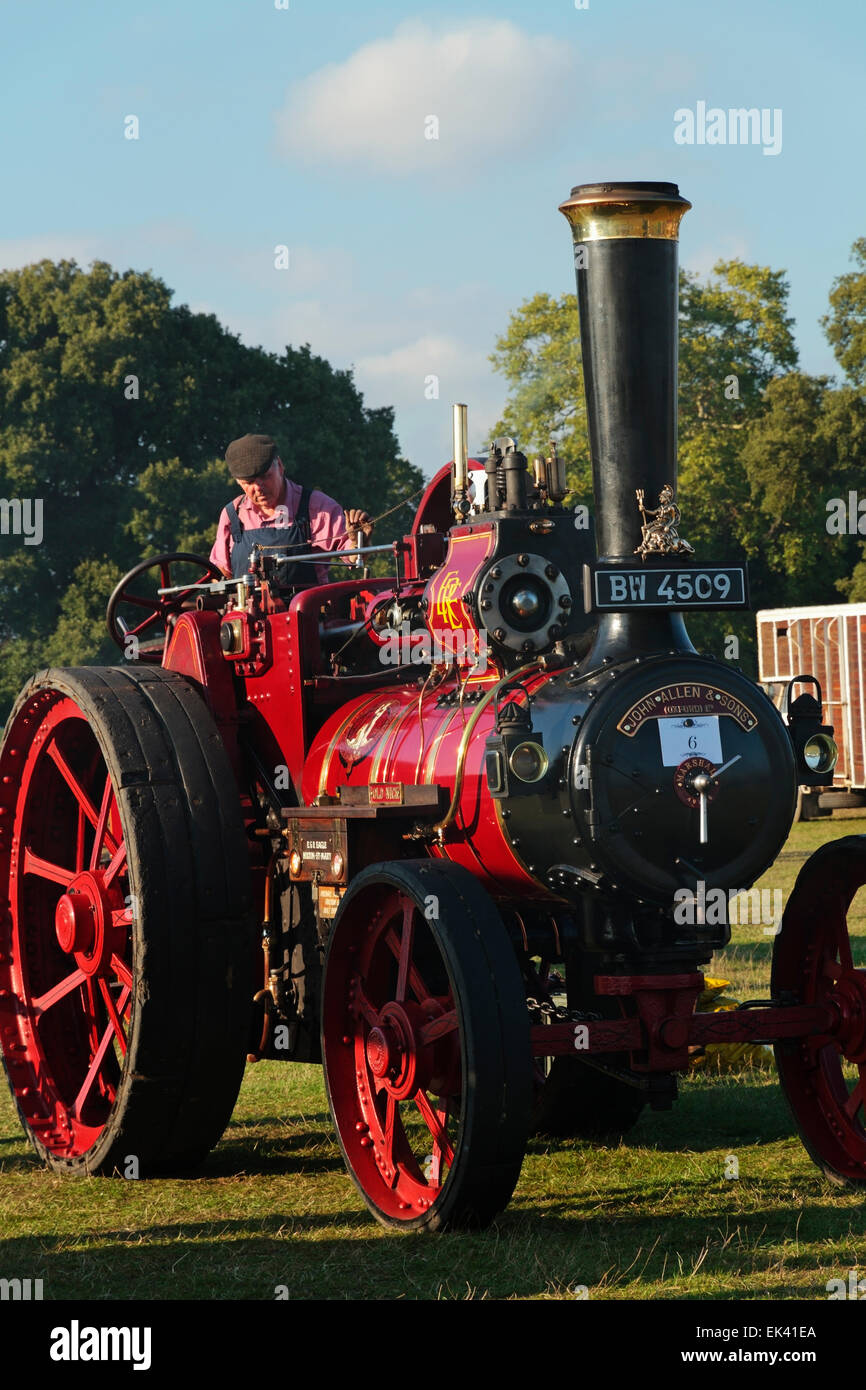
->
[321,859,532,1231]
[0,666,256,1175]
[532,1055,646,1140]
[772,836,866,1186]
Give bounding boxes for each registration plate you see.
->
[585,563,748,612]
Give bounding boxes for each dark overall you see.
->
[223,486,313,587]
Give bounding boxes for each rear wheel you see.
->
[0,667,255,1174]
[321,860,532,1230]
[772,835,866,1184]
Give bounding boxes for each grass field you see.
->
[2,815,866,1301]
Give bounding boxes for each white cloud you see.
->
[351,333,505,476]
[274,19,578,175]
[0,222,199,276]
[355,332,478,386]
[0,228,355,319]
[214,308,506,478]
[230,244,355,295]
[683,235,750,280]
[0,234,102,269]
[0,221,509,480]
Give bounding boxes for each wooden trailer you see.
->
[757,602,866,818]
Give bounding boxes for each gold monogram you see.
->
[434,570,463,629]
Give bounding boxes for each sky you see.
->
[1,0,863,481]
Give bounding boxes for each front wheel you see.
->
[321,860,532,1231]
[772,835,866,1184]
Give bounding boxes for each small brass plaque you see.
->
[370,782,403,805]
[316,885,343,918]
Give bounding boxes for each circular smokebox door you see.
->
[571,659,797,904]
[476,554,572,653]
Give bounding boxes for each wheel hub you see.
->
[829,968,866,1064]
[365,1026,395,1078]
[366,1004,418,1099]
[54,871,124,977]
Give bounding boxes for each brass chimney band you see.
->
[559,183,691,243]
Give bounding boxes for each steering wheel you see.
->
[106,552,225,665]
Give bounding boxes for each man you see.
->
[210,433,373,586]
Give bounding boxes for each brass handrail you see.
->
[432,661,541,843]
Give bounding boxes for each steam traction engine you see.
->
[2,182,864,1232]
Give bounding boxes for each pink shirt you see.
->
[210,478,356,585]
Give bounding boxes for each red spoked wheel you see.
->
[105,552,223,664]
[0,667,255,1174]
[322,860,532,1231]
[2,692,132,1159]
[772,835,866,1184]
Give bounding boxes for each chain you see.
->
[525,997,601,1024]
[369,486,426,527]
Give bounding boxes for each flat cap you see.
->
[225,434,278,479]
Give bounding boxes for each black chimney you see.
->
[560,181,695,659]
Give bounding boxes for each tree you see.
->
[488,262,798,526]
[0,259,421,717]
[488,261,803,668]
[740,374,866,606]
[677,263,797,571]
[822,238,866,389]
[487,291,590,498]
[678,261,797,437]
